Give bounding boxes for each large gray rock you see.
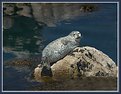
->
[34,46,117,81]
[3,3,97,27]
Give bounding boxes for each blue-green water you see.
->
[3,3,117,90]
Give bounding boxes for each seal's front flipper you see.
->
[41,66,53,77]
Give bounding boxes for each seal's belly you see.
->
[47,45,77,63]
[48,44,70,62]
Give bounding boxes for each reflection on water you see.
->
[3,16,44,58]
[3,3,96,58]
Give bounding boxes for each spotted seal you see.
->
[41,31,82,76]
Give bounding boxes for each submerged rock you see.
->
[4,58,32,67]
[34,46,117,81]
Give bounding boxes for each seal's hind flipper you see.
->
[41,66,53,77]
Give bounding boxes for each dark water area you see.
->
[3,3,117,91]
[42,4,117,62]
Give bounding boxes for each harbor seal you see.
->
[41,31,82,76]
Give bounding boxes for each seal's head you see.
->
[69,31,81,40]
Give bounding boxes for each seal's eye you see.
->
[73,33,78,39]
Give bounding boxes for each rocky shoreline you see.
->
[3,3,97,29]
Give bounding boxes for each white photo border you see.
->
[1,1,120,93]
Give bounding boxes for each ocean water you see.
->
[3,3,117,90]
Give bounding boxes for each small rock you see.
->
[34,64,42,81]
[3,4,14,15]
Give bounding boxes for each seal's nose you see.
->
[78,33,81,37]
[76,33,81,39]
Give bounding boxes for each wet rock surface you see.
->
[34,46,117,82]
